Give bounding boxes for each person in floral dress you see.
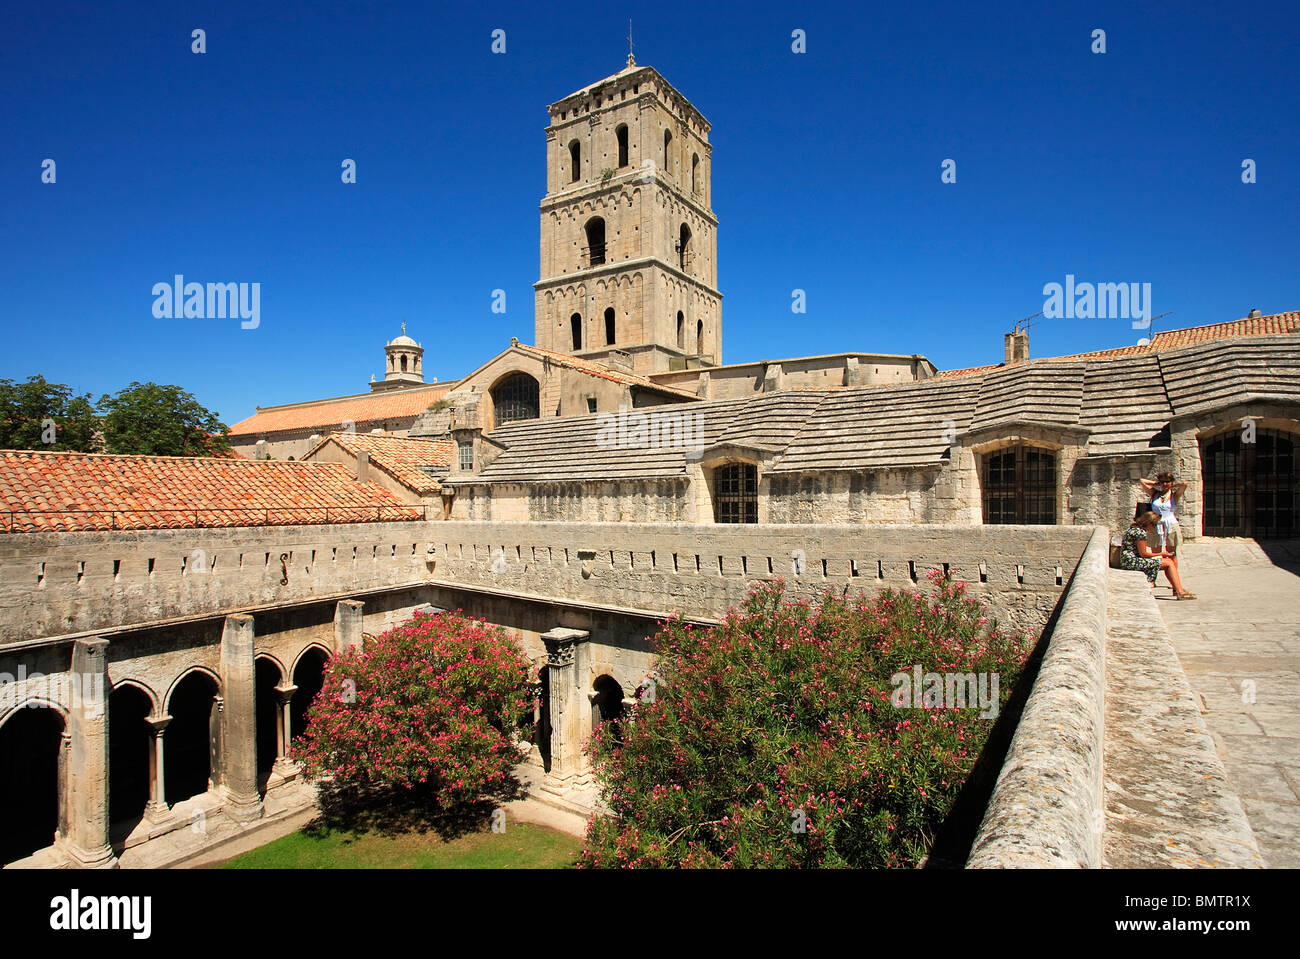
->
[1120,512,1195,598]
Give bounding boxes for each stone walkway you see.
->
[1102,567,1261,867]
[1157,538,1300,868]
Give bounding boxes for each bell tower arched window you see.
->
[584,217,605,266]
[678,224,692,272]
[663,129,673,172]
[570,313,583,351]
[616,124,629,168]
[605,308,616,346]
[568,140,581,182]
[676,311,685,350]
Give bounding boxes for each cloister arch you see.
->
[0,703,65,864]
[255,656,285,784]
[108,682,154,835]
[290,645,331,746]
[164,669,221,807]
[591,675,626,746]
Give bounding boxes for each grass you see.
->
[218,816,582,869]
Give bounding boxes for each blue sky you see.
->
[2,0,1297,428]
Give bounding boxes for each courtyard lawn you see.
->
[217,818,581,869]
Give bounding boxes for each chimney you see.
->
[355,451,370,484]
[1004,327,1029,366]
[1249,308,1262,318]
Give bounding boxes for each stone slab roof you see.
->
[471,332,1300,482]
[0,451,421,532]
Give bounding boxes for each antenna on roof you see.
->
[627,19,636,67]
[1136,311,1173,345]
[1015,311,1043,334]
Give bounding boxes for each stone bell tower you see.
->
[533,58,721,374]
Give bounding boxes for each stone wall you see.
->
[0,521,436,646]
[425,520,1096,632]
[967,526,1110,868]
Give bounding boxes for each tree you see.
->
[291,610,534,811]
[579,575,1033,868]
[0,375,98,451]
[98,382,232,456]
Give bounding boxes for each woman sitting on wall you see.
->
[1140,471,1187,557]
[1120,511,1196,599]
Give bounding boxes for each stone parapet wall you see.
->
[427,521,1095,631]
[967,526,1110,868]
[0,521,437,646]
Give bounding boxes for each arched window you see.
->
[570,313,583,351]
[400,355,408,373]
[678,223,692,272]
[604,307,616,346]
[491,373,540,426]
[714,462,758,524]
[568,140,581,182]
[615,124,629,168]
[663,129,673,171]
[1201,427,1297,538]
[696,319,704,354]
[584,217,605,266]
[676,311,685,350]
[691,153,699,193]
[982,445,1057,524]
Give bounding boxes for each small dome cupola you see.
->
[383,323,424,384]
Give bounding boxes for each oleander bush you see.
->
[579,574,1032,868]
[291,609,533,812]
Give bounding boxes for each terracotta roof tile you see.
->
[0,451,422,532]
[227,386,450,438]
[513,344,700,399]
[936,311,1300,379]
[302,432,454,494]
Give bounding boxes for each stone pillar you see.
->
[144,715,172,823]
[335,599,365,653]
[273,683,298,778]
[218,614,263,823]
[64,637,116,868]
[541,627,591,779]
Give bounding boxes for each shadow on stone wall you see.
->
[922,585,1065,868]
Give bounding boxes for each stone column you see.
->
[218,614,263,822]
[64,637,116,868]
[273,683,299,778]
[335,599,365,653]
[144,715,172,823]
[541,627,591,779]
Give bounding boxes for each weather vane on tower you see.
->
[627,19,636,67]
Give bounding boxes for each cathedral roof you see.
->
[228,385,450,438]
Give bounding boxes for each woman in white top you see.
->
[1140,471,1187,556]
